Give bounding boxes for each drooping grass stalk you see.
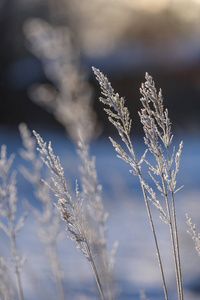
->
[33,131,107,300]
[19,123,66,300]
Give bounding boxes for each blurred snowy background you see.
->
[1,128,200,300]
[0,0,200,299]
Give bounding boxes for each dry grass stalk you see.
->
[24,19,115,299]
[0,145,27,300]
[77,140,117,300]
[19,123,66,300]
[139,73,184,300]
[93,67,184,300]
[33,130,110,300]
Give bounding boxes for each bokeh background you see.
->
[0,0,200,134]
[0,0,200,299]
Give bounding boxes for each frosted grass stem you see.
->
[33,131,107,300]
[92,67,169,300]
[166,148,184,300]
[122,121,169,300]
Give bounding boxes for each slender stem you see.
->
[76,217,106,300]
[84,239,106,300]
[167,149,184,300]
[126,134,169,300]
[171,191,183,300]
[139,172,169,300]
[160,173,181,300]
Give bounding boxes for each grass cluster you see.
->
[0,19,199,300]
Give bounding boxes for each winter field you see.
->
[0,126,200,300]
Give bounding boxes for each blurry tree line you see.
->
[0,0,199,136]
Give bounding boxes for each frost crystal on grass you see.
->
[186,214,200,256]
[93,67,184,300]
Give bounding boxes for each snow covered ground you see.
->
[0,126,200,300]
